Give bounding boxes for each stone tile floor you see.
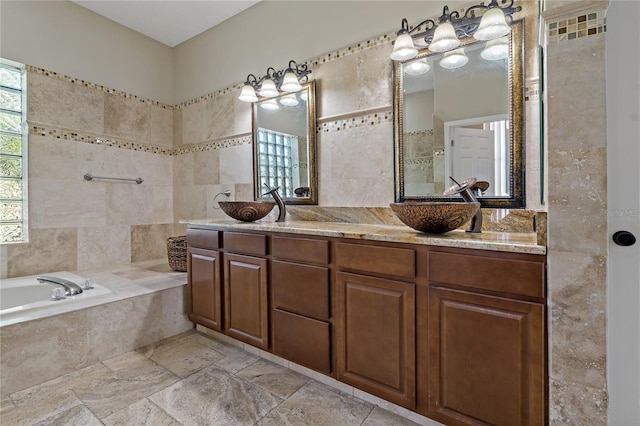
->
[0,330,422,425]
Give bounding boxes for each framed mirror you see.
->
[393,20,524,207]
[253,81,317,204]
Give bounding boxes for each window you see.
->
[0,59,27,243]
[256,128,297,198]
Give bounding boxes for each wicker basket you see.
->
[167,235,187,272]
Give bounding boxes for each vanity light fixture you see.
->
[279,94,299,107]
[480,36,509,60]
[239,60,311,103]
[389,0,521,61]
[260,98,280,110]
[439,48,469,69]
[404,59,431,75]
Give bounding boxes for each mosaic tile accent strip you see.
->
[26,66,173,109]
[405,157,433,165]
[546,10,606,44]
[173,135,253,155]
[317,111,393,133]
[525,82,540,102]
[28,122,252,156]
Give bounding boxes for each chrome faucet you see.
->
[263,184,286,222]
[37,276,84,296]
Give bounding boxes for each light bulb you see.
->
[404,59,431,76]
[481,37,509,60]
[281,71,302,92]
[238,84,258,102]
[429,21,460,53]
[439,48,469,69]
[259,78,278,98]
[474,7,511,41]
[390,33,418,61]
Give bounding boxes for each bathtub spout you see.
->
[37,276,83,296]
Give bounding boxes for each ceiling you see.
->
[71,0,261,47]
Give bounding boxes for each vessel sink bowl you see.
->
[390,202,480,234]
[219,201,274,222]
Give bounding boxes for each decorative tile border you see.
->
[546,10,606,44]
[28,122,252,156]
[26,66,173,109]
[405,157,433,165]
[525,82,540,102]
[317,111,393,133]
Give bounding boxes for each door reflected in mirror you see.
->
[394,21,524,208]
[253,81,317,204]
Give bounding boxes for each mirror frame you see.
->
[393,20,525,208]
[252,80,318,205]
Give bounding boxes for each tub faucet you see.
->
[37,276,84,296]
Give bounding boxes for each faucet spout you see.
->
[262,184,286,222]
[447,176,483,233]
[37,276,84,296]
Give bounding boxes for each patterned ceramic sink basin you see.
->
[219,201,274,222]
[390,202,480,234]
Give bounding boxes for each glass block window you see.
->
[1,59,27,243]
[256,128,296,198]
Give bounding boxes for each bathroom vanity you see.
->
[185,220,546,425]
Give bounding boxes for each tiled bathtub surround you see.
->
[0,260,191,397]
[546,10,606,44]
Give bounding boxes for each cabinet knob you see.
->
[612,230,636,247]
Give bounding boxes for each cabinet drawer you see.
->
[224,232,267,256]
[272,236,329,265]
[273,309,331,374]
[336,242,415,279]
[187,228,220,250]
[428,251,545,299]
[272,261,330,320]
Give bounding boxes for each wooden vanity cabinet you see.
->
[223,232,270,350]
[187,229,222,331]
[335,241,417,410]
[424,248,547,426]
[271,235,332,374]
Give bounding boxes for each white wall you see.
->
[0,0,174,104]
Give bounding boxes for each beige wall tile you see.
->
[28,135,78,180]
[219,144,253,185]
[77,226,130,271]
[314,54,358,118]
[173,106,183,146]
[193,148,220,186]
[548,251,607,389]
[173,152,195,187]
[547,147,607,256]
[28,72,104,133]
[549,377,607,425]
[104,93,173,147]
[161,286,194,338]
[131,223,176,262]
[356,43,393,110]
[0,310,88,396]
[6,228,77,278]
[173,185,208,221]
[86,293,164,363]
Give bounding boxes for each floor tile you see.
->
[150,339,225,378]
[149,364,282,425]
[236,358,310,399]
[258,380,374,426]
[362,406,421,426]
[73,352,180,419]
[102,398,180,426]
[136,330,194,358]
[0,389,88,425]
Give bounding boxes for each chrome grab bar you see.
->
[84,173,143,184]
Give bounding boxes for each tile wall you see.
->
[542,1,610,423]
[3,0,542,279]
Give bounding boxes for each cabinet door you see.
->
[336,272,415,409]
[224,253,269,349]
[428,287,545,426]
[187,247,222,331]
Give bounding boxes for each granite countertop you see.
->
[184,219,546,255]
